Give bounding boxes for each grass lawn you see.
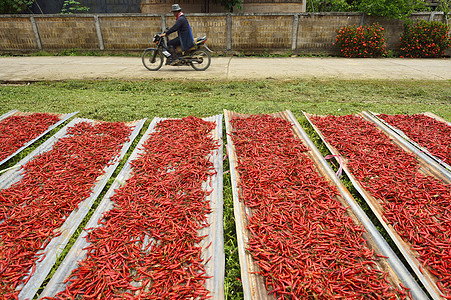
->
[1,79,450,121]
[0,78,450,299]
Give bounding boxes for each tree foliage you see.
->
[210,0,241,12]
[436,0,451,14]
[307,0,353,12]
[60,0,89,14]
[0,0,34,14]
[357,0,427,19]
[307,0,429,19]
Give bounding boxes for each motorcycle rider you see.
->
[159,4,195,65]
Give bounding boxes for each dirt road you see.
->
[0,56,450,82]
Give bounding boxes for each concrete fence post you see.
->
[161,15,166,32]
[291,14,299,52]
[94,15,104,50]
[359,13,365,26]
[30,17,42,51]
[226,13,232,51]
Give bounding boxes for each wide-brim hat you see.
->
[171,4,181,11]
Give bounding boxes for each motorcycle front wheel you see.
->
[190,49,211,71]
[142,49,164,71]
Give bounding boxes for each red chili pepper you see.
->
[46,117,219,299]
[378,113,451,165]
[310,114,451,298]
[0,120,133,299]
[0,112,61,161]
[230,114,405,299]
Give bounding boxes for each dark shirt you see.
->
[166,14,195,51]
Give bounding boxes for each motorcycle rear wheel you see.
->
[142,49,164,71]
[190,49,211,71]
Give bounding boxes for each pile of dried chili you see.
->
[310,114,451,298]
[0,113,61,162]
[0,121,133,299]
[230,114,405,299]
[47,117,219,299]
[378,113,450,165]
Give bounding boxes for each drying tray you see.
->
[39,115,225,299]
[0,117,146,300]
[225,110,425,300]
[305,111,450,300]
[0,110,78,167]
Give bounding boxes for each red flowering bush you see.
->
[400,20,451,58]
[334,23,387,58]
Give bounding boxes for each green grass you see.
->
[0,78,450,299]
[1,79,450,121]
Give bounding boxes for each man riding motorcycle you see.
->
[159,4,195,65]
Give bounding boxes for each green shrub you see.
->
[399,20,451,58]
[334,23,387,58]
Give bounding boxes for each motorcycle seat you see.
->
[182,37,207,54]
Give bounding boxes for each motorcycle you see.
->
[142,33,212,71]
